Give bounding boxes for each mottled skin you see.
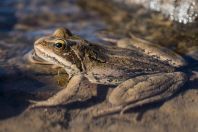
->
[29,27,187,117]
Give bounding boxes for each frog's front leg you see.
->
[29,74,83,108]
[93,72,187,118]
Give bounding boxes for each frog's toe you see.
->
[28,100,43,109]
[28,99,39,104]
[28,99,53,109]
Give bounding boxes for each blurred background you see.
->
[0,0,198,132]
[0,0,198,53]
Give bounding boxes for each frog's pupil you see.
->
[55,43,62,48]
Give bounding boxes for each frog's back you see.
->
[106,46,175,73]
[84,44,175,85]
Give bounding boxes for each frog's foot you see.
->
[93,72,187,118]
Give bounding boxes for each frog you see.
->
[28,27,188,117]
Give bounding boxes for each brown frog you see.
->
[28,27,188,117]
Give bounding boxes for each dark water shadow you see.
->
[0,71,46,120]
[0,91,31,120]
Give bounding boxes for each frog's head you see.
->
[34,27,86,73]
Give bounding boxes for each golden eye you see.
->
[54,39,65,49]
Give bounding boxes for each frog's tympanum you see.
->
[29,27,188,117]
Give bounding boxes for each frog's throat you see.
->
[34,47,80,74]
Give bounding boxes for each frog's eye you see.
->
[54,39,65,49]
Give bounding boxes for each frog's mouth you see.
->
[28,49,54,65]
[34,47,74,70]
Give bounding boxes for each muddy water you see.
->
[0,0,198,132]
